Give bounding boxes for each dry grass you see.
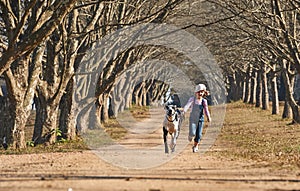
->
[129,105,151,121]
[102,105,150,139]
[213,101,300,169]
[102,118,128,140]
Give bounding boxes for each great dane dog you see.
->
[163,105,182,153]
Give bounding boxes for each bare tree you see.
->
[194,0,300,122]
[0,0,77,75]
[0,0,76,148]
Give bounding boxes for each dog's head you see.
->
[165,105,177,116]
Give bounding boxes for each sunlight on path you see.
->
[84,104,225,169]
[93,106,190,169]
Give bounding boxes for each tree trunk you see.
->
[142,86,147,106]
[133,82,144,106]
[262,65,269,110]
[111,88,121,118]
[95,98,103,124]
[58,78,77,140]
[45,104,59,144]
[270,69,279,115]
[151,82,164,104]
[243,67,251,103]
[11,103,28,149]
[124,83,133,109]
[281,60,300,123]
[34,17,77,144]
[121,75,132,110]
[227,72,240,101]
[4,50,41,149]
[32,95,46,144]
[255,70,262,108]
[154,83,169,104]
[138,81,146,106]
[282,100,292,119]
[0,97,10,140]
[34,93,60,144]
[249,69,257,104]
[101,94,109,123]
[108,96,114,118]
[111,77,129,116]
[145,80,154,106]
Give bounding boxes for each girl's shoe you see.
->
[192,145,199,153]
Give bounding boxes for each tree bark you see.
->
[270,66,279,115]
[34,92,60,144]
[0,97,10,140]
[255,69,262,108]
[137,82,145,106]
[227,71,240,101]
[281,60,300,123]
[32,95,44,144]
[249,69,257,104]
[101,93,109,123]
[4,50,41,149]
[282,100,292,119]
[243,66,251,103]
[58,78,77,140]
[262,65,269,110]
[10,104,28,149]
[142,86,147,106]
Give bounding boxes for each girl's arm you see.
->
[183,97,194,113]
[203,99,211,122]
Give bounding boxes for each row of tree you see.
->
[1,0,300,150]
[196,0,300,123]
[0,0,195,149]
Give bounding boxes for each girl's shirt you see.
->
[183,96,210,119]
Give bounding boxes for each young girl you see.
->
[183,84,211,152]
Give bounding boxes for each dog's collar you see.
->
[166,113,178,122]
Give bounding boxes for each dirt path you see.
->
[0,106,299,191]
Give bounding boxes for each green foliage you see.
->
[55,128,62,137]
[26,141,35,147]
[58,138,67,143]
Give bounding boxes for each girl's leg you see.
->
[192,122,204,152]
[194,121,204,143]
[188,122,197,141]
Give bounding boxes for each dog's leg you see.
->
[163,127,169,154]
[171,129,180,153]
[176,124,181,139]
[177,117,182,139]
[170,133,176,153]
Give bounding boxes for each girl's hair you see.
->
[203,90,209,97]
[196,90,210,97]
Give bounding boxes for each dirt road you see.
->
[0,106,299,191]
[0,149,299,191]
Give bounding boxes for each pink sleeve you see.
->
[183,97,194,112]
